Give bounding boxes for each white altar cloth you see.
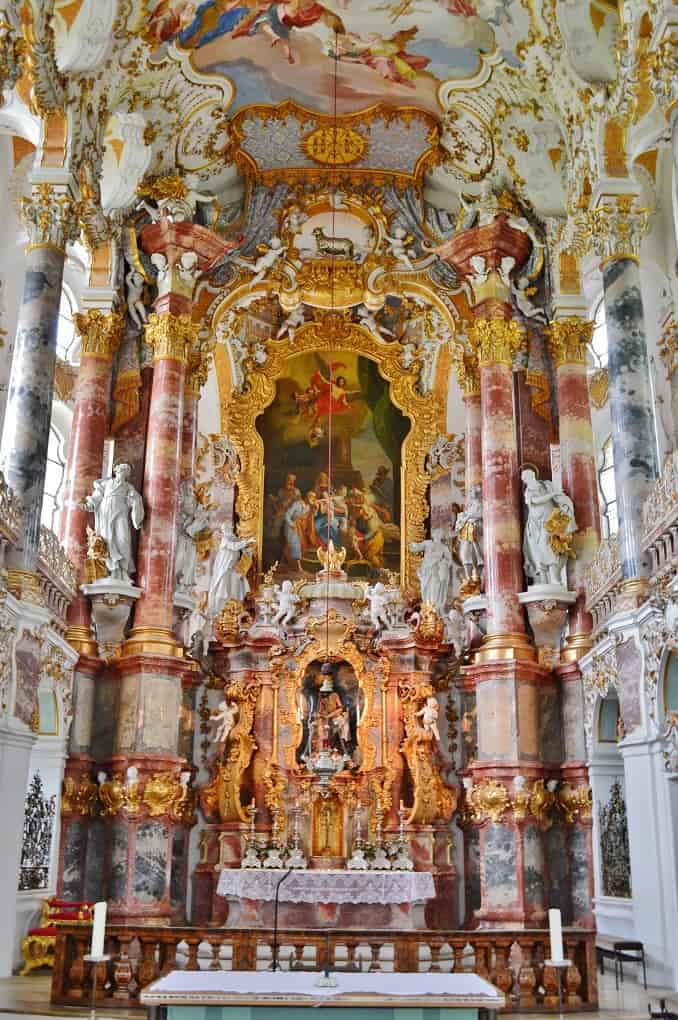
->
[216,868,435,905]
[141,970,504,1009]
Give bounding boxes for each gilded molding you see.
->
[658,318,678,377]
[467,318,524,368]
[468,779,510,823]
[547,318,594,367]
[73,309,125,361]
[451,344,481,396]
[145,313,199,366]
[558,783,593,824]
[22,183,78,252]
[61,772,98,817]
[588,195,650,264]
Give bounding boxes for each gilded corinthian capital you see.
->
[73,309,125,361]
[547,318,594,367]
[467,317,524,367]
[144,312,199,365]
[588,195,650,264]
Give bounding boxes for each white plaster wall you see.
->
[0,725,36,977]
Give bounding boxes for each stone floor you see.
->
[0,969,675,1018]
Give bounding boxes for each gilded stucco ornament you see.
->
[74,309,125,361]
[558,783,593,824]
[200,677,262,824]
[19,0,65,115]
[399,678,456,825]
[22,184,79,253]
[144,312,199,365]
[467,318,525,368]
[547,318,593,367]
[587,195,651,264]
[468,779,510,824]
[658,319,678,378]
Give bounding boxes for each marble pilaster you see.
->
[0,180,77,572]
[592,196,660,583]
[468,319,532,654]
[60,310,124,650]
[548,318,601,652]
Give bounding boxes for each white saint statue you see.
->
[521,468,576,587]
[454,488,484,584]
[85,463,144,582]
[175,482,210,592]
[410,529,453,613]
[207,524,255,619]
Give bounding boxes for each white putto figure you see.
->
[210,699,238,744]
[384,226,415,270]
[357,305,394,341]
[125,268,148,330]
[235,237,286,287]
[521,468,576,587]
[276,305,305,343]
[175,482,210,592]
[365,582,391,631]
[410,529,453,613]
[273,579,300,627]
[416,696,440,742]
[85,463,144,582]
[208,524,256,619]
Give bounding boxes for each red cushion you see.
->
[27,928,57,937]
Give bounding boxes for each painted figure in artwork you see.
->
[336,26,431,88]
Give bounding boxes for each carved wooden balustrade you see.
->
[51,925,597,1012]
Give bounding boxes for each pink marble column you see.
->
[469,318,532,656]
[60,310,124,651]
[548,320,601,655]
[181,384,199,482]
[463,389,482,503]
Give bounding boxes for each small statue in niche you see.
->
[410,529,453,614]
[210,699,238,745]
[298,663,358,764]
[416,696,440,743]
[207,524,256,620]
[365,581,391,631]
[454,487,484,594]
[272,579,300,628]
[84,464,144,583]
[125,267,148,330]
[521,468,576,587]
[175,482,210,592]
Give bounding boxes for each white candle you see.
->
[91,901,107,959]
[548,908,564,963]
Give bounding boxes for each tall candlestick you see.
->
[91,901,107,958]
[548,908,564,963]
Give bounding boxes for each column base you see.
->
[123,627,185,658]
[474,631,535,663]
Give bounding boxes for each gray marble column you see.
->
[602,256,659,579]
[0,180,77,571]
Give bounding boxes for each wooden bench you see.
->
[596,937,647,989]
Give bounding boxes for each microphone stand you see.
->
[271,868,293,973]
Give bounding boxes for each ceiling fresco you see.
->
[142,0,530,115]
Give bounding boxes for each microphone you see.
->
[271,868,293,973]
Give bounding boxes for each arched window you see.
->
[42,423,66,531]
[665,653,678,716]
[598,436,617,538]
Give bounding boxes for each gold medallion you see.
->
[302,126,367,166]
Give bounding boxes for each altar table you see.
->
[215,869,436,930]
[141,969,505,1020]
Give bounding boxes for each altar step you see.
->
[50,926,597,1013]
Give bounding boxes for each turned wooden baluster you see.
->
[369,941,382,972]
[113,935,134,1001]
[473,941,490,979]
[517,939,537,1009]
[137,937,159,988]
[208,940,221,971]
[185,937,201,971]
[160,939,179,976]
[492,937,515,1000]
[564,938,583,1006]
[67,935,88,1000]
[450,939,466,973]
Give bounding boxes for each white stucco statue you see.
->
[513,275,546,322]
[125,268,147,330]
[276,305,305,343]
[365,581,391,631]
[273,579,300,627]
[521,468,576,587]
[358,304,394,341]
[410,529,453,613]
[210,699,238,744]
[384,226,415,270]
[446,605,468,659]
[235,237,286,287]
[454,488,484,584]
[175,482,210,592]
[416,696,440,742]
[207,524,256,619]
[85,463,144,582]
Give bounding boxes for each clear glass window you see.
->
[42,424,66,531]
[598,435,618,538]
[665,654,678,716]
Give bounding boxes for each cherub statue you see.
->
[235,237,286,287]
[446,604,468,659]
[416,696,440,742]
[272,579,300,627]
[276,305,305,343]
[210,699,238,745]
[177,250,200,290]
[468,254,488,289]
[150,251,169,288]
[513,275,546,322]
[385,225,416,270]
[125,268,148,330]
[498,255,516,287]
[365,581,391,631]
[357,305,394,341]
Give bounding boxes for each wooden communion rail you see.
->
[51,925,598,1012]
